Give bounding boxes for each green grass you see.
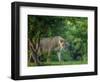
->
[28,60,88,67]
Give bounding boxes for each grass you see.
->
[28,60,88,67]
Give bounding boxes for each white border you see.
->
[20,6,94,76]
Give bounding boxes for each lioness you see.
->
[38,36,66,63]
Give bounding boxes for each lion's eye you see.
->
[60,40,64,43]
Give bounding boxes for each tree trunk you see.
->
[28,39,41,66]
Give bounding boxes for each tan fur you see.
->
[38,36,65,63]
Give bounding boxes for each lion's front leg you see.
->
[57,52,62,62]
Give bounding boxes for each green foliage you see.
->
[28,15,88,66]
